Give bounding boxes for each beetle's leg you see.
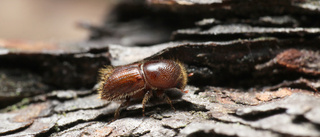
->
[142,90,153,116]
[156,90,176,112]
[163,93,176,112]
[114,98,130,120]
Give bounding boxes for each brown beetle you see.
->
[98,60,188,119]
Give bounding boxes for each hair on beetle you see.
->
[98,65,114,99]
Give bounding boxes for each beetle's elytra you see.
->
[98,59,188,119]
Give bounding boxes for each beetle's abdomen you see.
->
[100,64,145,101]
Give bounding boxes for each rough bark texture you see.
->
[1,0,320,136]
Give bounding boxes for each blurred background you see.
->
[0,0,115,42]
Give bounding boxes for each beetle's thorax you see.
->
[139,63,157,90]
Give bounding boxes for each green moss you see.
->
[54,124,61,132]
[21,98,30,104]
[1,98,31,112]
[190,111,209,119]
